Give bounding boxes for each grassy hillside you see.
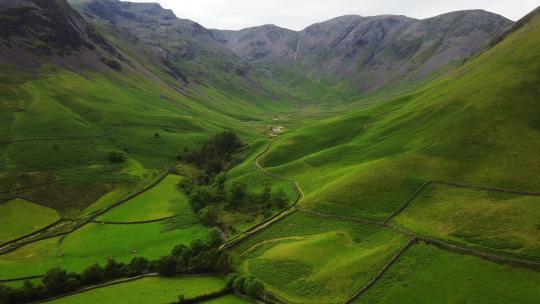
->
[357,243,540,304]
[258,8,540,221]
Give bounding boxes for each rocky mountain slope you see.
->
[212,10,512,94]
[0,0,121,70]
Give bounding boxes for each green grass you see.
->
[201,294,252,304]
[48,276,226,304]
[97,175,191,222]
[392,184,540,260]
[0,66,266,213]
[356,243,540,304]
[0,220,207,280]
[0,198,61,244]
[234,212,409,303]
[253,10,540,222]
[0,221,207,279]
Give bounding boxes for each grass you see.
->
[0,198,61,244]
[392,183,540,260]
[253,9,540,223]
[0,66,267,213]
[0,217,207,280]
[47,276,226,304]
[233,212,409,303]
[356,242,540,304]
[97,175,191,222]
[201,294,252,304]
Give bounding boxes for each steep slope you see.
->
[259,6,540,221]
[0,0,121,70]
[69,0,318,108]
[0,0,271,213]
[213,11,512,95]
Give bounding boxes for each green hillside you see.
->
[1,1,539,304]
[260,8,540,221]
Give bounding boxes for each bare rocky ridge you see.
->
[211,10,512,93]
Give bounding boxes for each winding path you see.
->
[220,139,304,250]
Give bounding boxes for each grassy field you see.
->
[201,294,252,304]
[357,243,540,303]
[0,198,61,244]
[392,183,540,260]
[234,212,409,303]
[96,175,191,222]
[48,276,226,304]
[0,220,207,280]
[253,9,540,222]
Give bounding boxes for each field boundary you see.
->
[345,237,417,304]
[0,219,73,254]
[384,180,540,223]
[298,208,540,271]
[55,168,173,256]
[88,215,179,225]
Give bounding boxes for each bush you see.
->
[156,256,177,277]
[108,151,126,163]
[42,268,80,296]
[81,264,104,285]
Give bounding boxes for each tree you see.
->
[156,256,177,277]
[225,273,238,289]
[258,180,272,206]
[244,277,264,298]
[232,277,246,293]
[228,182,247,209]
[42,268,79,296]
[81,264,104,285]
[198,205,218,226]
[108,151,126,163]
[189,186,214,211]
[103,259,126,280]
[128,257,149,276]
[212,173,227,203]
[207,227,224,248]
[271,190,288,209]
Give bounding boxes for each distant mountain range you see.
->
[1,0,513,101]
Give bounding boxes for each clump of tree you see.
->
[181,173,289,228]
[182,131,243,176]
[0,234,229,304]
[108,150,126,163]
[227,273,265,299]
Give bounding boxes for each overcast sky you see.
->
[131,0,540,30]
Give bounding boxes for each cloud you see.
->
[130,0,540,30]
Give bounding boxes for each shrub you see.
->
[156,256,177,277]
[81,263,104,285]
[108,150,126,163]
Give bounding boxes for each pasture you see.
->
[47,276,226,304]
[234,212,409,303]
[391,183,540,260]
[357,243,540,303]
[0,198,61,244]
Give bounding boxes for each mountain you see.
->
[0,0,121,71]
[0,0,277,212]
[212,11,512,94]
[68,0,311,107]
[255,7,540,221]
